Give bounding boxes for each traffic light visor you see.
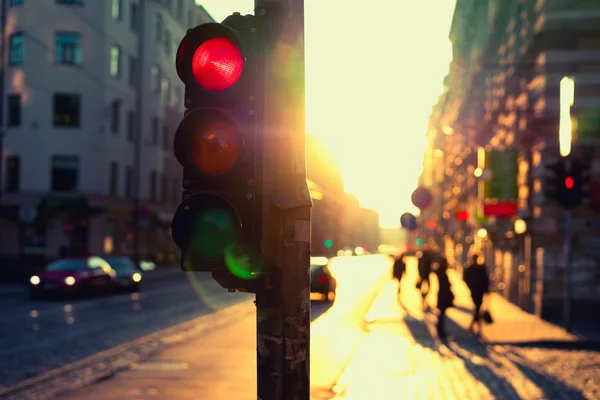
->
[192,38,243,92]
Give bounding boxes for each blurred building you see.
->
[0,0,212,278]
[306,134,345,257]
[426,0,600,321]
[306,134,380,256]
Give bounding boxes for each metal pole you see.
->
[255,0,311,398]
[0,0,7,246]
[562,209,572,332]
[132,0,145,266]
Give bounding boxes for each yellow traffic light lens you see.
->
[191,206,239,260]
[191,120,242,176]
[192,37,243,92]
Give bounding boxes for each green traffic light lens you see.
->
[324,239,333,249]
[191,207,239,259]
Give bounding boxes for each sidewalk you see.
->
[330,276,598,400]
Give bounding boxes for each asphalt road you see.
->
[0,268,251,388]
[0,256,392,391]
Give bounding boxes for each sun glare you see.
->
[199,0,456,228]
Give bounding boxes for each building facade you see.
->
[425,0,600,321]
[0,0,213,279]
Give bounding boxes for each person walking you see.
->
[392,252,407,301]
[434,257,454,339]
[464,253,490,335]
[417,247,434,309]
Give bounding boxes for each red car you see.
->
[29,257,116,300]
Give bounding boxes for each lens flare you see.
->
[224,243,262,280]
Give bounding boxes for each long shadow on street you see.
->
[440,314,587,400]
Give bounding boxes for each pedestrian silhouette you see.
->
[434,257,454,339]
[464,253,490,335]
[392,252,407,301]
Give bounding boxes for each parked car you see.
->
[103,256,143,292]
[310,256,337,302]
[28,257,116,300]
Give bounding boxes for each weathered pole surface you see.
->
[254,0,312,399]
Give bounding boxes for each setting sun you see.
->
[199,0,456,227]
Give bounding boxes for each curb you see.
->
[0,300,255,400]
[487,340,600,350]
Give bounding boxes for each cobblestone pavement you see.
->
[332,275,600,400]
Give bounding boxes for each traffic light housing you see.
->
[543,156,590,210]
[171,14,265,292]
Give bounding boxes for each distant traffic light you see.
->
[171,14,264,292]
[543,156,590,210]
[324,240,333,249]
[416,238,424,247]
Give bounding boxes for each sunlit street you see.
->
[1,0,600,398]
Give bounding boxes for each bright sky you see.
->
[197,0,456,228]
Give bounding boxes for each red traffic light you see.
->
[192,37,243,92]
[565,176,574,189]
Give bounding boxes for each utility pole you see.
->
[0,0,7,245]
[132,0,145,266]
[254,0,312,398]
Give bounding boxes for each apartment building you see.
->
[0,0,213,275]
[426,0,600,320]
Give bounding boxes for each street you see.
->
[0,268,251,388]
[0,255,392,399]
[2,255,600,399]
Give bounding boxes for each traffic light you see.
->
[171,14,265,292]
[543,156,590,210]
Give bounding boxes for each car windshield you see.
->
[104,257,136,270]
[46,260,89,271]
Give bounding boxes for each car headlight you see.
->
[132,272,142,283]
[30,276,40,285]
[65,276,76,286]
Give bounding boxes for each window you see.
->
[128,56,136,86]
[56,0,83,4]
[161,175,168,203]
[5,155,20,192]
[110,45,121,77]
[164,30,171,56]
[130,2,138,32]
[151,116,159,146]
[55,32,81,65]
[7,94,21,127]
[109,162,119,196]
[9,0,23,6]
[111,0,122,20]
[162,125,169,149]
[51,156,79,192]
[125,166,133,198]
[110,99,120,134]
[171,86,181,108]
[150,65,160,92]
[160,78,169,104]
[187,11,193,29]
[154,13,163,41]
[53,93,80,127]
[177,0,183,19]
[149,170,157,201]
[172,178,180,204]
[8,33,23,65]
[127,110,135,142]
